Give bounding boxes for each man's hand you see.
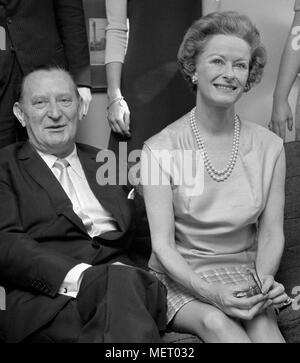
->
[269,99,293,139]
[78,87,92,116]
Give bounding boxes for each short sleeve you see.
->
[141,143,172,187]
[105,0,128,64]
[141,142,204,197]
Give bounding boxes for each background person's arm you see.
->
[54,0,91,87]
[271,9,300,139]
[54,0,92,114]
[202,0,221,14]
[105,0,130,136]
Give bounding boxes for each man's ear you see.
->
[13,102,26,127]
[78,96,85,121]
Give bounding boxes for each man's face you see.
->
[14,69,82,157]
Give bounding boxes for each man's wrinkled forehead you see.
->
[21,69,77,101]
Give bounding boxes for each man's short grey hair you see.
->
[18,65,80,103]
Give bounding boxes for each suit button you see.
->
[91,239,101,249]
[7,18,12,24]
[10,46,15,52]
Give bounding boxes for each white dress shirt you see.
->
[37,146,118,298]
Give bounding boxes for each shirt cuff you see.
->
[58,263,91,298]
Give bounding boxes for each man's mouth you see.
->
[46,125,66,130]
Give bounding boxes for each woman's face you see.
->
[194,34,251,108]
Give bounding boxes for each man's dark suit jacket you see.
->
[0,0,91,93]
[0,142,138,342]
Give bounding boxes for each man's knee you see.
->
[109,264,166,298]
[109,265,167,328]
[78,264,164,306]
[109,264,155,285]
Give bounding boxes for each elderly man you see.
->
[0,66,166,343]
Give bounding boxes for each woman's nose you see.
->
[223,63,235,79]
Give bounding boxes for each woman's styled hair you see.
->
[177,11,267,92]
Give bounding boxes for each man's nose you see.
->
[47,101,62,119]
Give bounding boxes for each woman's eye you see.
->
[212,59,224,65]
[235,63,248,69]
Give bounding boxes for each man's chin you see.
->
[45,136,68,148]
[48,143,75,158]
[36,139,74,156]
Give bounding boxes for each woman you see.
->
[105,0,222,156]
[270,0,300,140]
[141,11,290,343]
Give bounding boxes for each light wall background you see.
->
[65,1,299,146]
[77,94,110,148]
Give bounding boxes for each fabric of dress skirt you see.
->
[151,264,262,324]
[108,0,201,157]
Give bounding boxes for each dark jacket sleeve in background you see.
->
[4,0,91,87]
[53,0,91,86]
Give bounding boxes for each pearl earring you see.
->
[192,74,198,84]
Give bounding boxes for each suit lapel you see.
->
[18,142,133,238]
[77,146,132,234]
[18,142,87,235]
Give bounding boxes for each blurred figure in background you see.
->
[270,0,300,140]
[0,0,92,148]
[105,0,222,158]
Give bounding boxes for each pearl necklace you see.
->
[190,107,240,182]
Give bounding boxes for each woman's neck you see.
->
[194,100,236,136]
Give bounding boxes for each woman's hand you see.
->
[260,275,290,309]
[107,99,131,137]
[207,283,270,321]
[269,99,293,139]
